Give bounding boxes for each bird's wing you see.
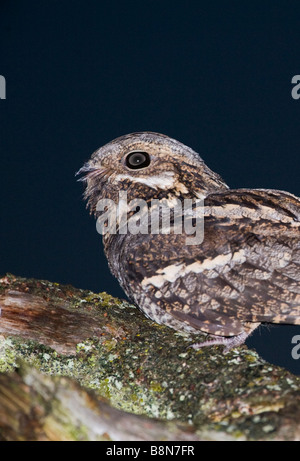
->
[124,188,300,336]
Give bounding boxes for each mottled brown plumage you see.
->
[77,132,300,351]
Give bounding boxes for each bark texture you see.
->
[0,274,300,441]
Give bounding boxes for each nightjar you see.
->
[77,132,300,351]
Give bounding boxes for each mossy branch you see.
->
[0,274,300,441]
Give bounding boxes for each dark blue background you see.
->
[1,0,300,373]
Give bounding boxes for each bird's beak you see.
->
[75,163,108,182]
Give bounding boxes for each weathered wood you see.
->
[0,365,200,441]
[1,273,300,441]
[0,283,106,355]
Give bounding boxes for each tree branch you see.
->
[0,274,300,441]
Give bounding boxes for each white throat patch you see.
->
[114,171,176,190]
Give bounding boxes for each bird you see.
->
[77,132,300,352]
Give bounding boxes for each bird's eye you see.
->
[125,151,151,170]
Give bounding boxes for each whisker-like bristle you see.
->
[75,164,108,182]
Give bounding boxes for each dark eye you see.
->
[125,151,151,169]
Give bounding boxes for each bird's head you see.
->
[77,132,228,214]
